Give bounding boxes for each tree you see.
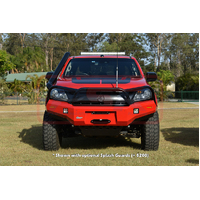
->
[86,33,105,51]
[0,50,15,77]
[19,33,26,49]
[99,33,149,65]
[1,33,198,85]
[11,46,46,73]
[176,73,199,91]
[157,70,174,91]
[47,33,58,71]
[25,74,45,104]
[169,33,199,79]
[157,70,174,101]
[0,78,12,104]
[26,74,45,91]
[0,33,3,50]
[9,79,27,93]
[145,33,170,72]
[3,33,25,55]
[99,41,118,52]
[149,69,174,101]
[38,33,51,67]
[51,33,88,70]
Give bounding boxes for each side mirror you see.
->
[45,71,54,81]
[146,72,157,82]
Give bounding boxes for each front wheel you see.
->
[43,111,62,150]
[141,111,159,151]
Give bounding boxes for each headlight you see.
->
[50,88,68,101]
[133,88,152,102]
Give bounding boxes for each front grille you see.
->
[71,88,130,106]
[72,101,128,106]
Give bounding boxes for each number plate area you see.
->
[85,111,116,125]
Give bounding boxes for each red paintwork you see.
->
[56,77,147,90]
[47,99,157,126]
[46,55,157,126]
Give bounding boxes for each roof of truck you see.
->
[72,55,132,59]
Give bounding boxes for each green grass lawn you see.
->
[0,102,199,166]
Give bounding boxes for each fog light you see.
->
[63,108,68,114]
[134,108,139,114]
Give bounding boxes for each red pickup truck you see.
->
[43,52,159,151]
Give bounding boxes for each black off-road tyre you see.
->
[43,111,62,150]
[141,111,159,151]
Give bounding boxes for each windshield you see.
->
[63,58,141,77]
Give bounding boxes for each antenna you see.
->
[116,37,119,88]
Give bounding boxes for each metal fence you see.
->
[0,91,46,105]
[167,91,199,102]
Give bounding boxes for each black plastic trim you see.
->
[46,111,71,122]
[91,119,111,124]
[46,85,77,104]
[71,77,131,84]
[126,86,156,104]
[46,85,156,106]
